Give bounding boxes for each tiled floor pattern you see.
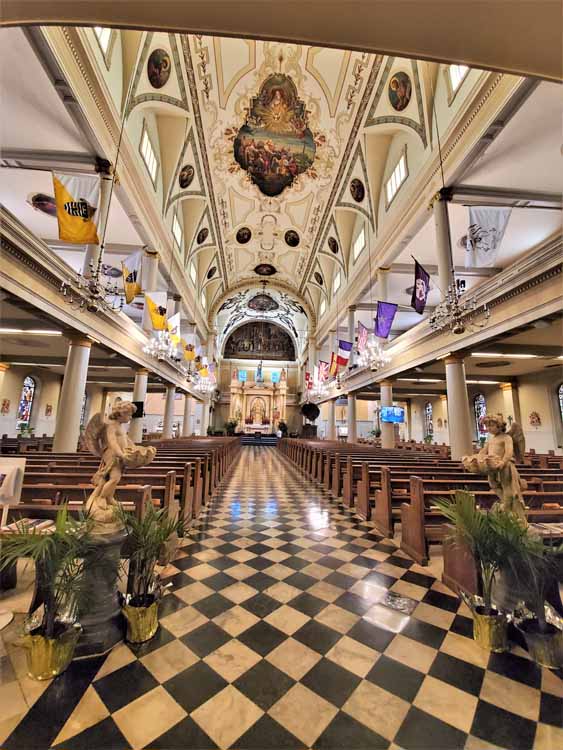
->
[2,447,562,749]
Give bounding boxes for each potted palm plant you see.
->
[0,507,98,680]
[504,533,563,668]
[117,504,185,643]
[435,491,526,652]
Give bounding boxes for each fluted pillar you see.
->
[82,171,113,276]
[380,379,395,449]
[162,384,176,439]
[53,335,91,452]
[182,393,193,436]
[433,188,455,300]
[142,249,160,331]
[347,393,357,443]
[128,368,149,443]
[328,398,337,440]
[444,355,473,459]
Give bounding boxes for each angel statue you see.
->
[507,421,526,464]
[83,401,156,533]
[462,413,527,522]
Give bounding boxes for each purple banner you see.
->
[411,260,430,314]
[374,301,398,338]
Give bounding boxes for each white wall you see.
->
[0,367,62,437]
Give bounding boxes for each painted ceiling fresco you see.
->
[124,32,429,334]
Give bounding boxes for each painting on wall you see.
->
[147,49,171,89]
[529,411,542,428]
[224,321,295,361]
[350,178,365,203]
[388,71,412,111]
[232,73,317,197]
[1,399,9,415]
[45,404,53,418]
[248,293,279,312]
[178,164,195,188]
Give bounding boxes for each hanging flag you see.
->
[410,260,431,314]
[375,301,398,338]
[53,172,101,244]
[167,312,181,345]
[122,250,143,304]
[305,372,313,390]
[465,207,512,268]
[337,340,353,367]
[145,292,167,330]
[183,341,195,361]
[199,366,209,378]
[318,360,329,382]
[329,352,339,377]
[194,355,203,370]
[357,322,369,353]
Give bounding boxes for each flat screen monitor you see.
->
[381,406,405,423]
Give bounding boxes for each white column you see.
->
[142,249,160,331]
[445,355,473,459]
[53,335,91,452]
[182,393,193,436]
[347,393,357,443]
[500,382,521,425]
[308,336,317,377]
[377,267,390,302]
[200,400,210,436]
[433,190,455,300]
[82,172,113,276]
[328,399,337,440]
[380,380,395,449]
[162,384,176,439]
[328,329,337,357]
[440,394,450,444]
[347,307,356,367]
[128,368,149,443]
[167,293,182,318]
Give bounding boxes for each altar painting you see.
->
[224,321,295,361]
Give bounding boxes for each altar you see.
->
[229,367,287,432]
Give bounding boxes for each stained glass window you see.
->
[424,401,433,437]
[16,376,36,431]
[558,384,563,425]
[474,393,487,438]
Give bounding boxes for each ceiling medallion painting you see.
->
[350,178,365,203]
[284,230,300,247]
[314,272,324,286]
[232,74,317,197]
[328,237,339,254]
[388,72,412,111]
[224,321,295,361]
[254,263,277,276]
[197,228,209,244]
[236,227,252,244]
[206,266,217,279]
[147,49,171,89]
[179,164,195,188]
[247,293,279,312]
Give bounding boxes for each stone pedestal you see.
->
[74,528,126,659]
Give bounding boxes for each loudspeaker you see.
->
[132,400,145,418]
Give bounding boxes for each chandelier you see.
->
[357,333,391,371]
[60,255,124,314]
[310,380,329,399]
[193,373,215,394]
[143,329,177,361]
[429,286,490,335]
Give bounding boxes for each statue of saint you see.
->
[83,401,156,533]
[462,414,527,522]
[507,421,526,464]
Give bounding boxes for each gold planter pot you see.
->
[123,601,159,643]
[21,626,81,681]
[518,621,563,669]
[473,608,508,653]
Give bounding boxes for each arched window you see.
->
[474,393,487,438]
[558,384,563,425]
[424,402,433,437]
[16,376,36,431]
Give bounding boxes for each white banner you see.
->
[465,207,511,268]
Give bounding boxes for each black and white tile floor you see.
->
[1,447,562,749]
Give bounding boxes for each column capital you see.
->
[499,382,514,391]
[144,247,159,258]
[377,266,391,275]
[444,353,465,365]
[67,334,92,348]
[172,293,182,302]
[440,394,448,401]
[136,367,150,375]
[0,363,10,372]
[379,379,394,387]
[348,305,357,313]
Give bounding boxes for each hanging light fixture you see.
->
[428,286,490,335]
[143,329,177,361]
[357,333,391,371]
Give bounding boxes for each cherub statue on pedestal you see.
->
[462,413,527,522]
[83,401,156,533]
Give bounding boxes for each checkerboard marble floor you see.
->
[2,447,562,749]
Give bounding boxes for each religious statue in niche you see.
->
[83,402,156,533]
[462,414,527,522]
[388,71,412,111]
[224,321,295,361]
[147,48,171,89]
[232,74,317,197]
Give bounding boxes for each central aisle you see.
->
[6,447,557,750]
